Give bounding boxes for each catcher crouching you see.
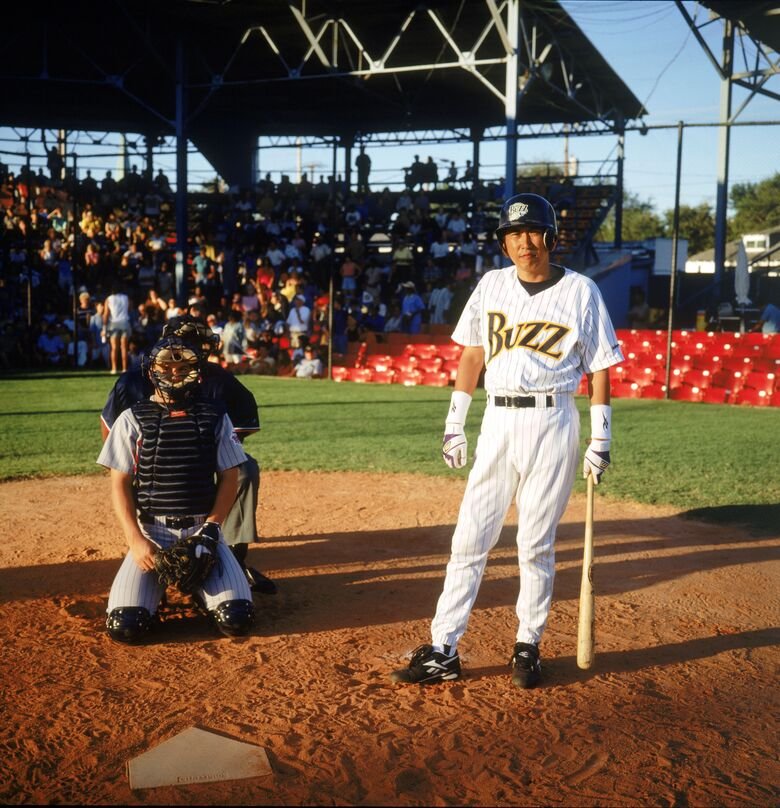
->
[97,336,255,642]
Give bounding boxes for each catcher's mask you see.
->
[495,193,558,254]
[162,314,220,357]
[144,337,203,405]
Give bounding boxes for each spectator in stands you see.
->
[156,261,174,300]
[445,161,458,187]
[89,302,108,368]
[430,233,451,271]
[356,146,371,194]
[36,320,66,365]
[390,238,414,286]
[406,155,425,191]
[422,157,439,190]
[286,294,311,349]
[294,344,324,379]
[103,282,132,374]
[627,288,650,329]
[384,304,403,334]
[339,254,360,297]
[221,309,247,366]
[459,160,474,187]
[265,239,286,273]
[751,303,780,334]
[400,282,425,334]
[429,280,454,326]
[445,209,468,243]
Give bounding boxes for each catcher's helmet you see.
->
[162,314,219,357]
[495,193,558,252]
[144,336,203,405]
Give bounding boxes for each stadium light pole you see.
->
[174,37,188,308]
[503,0,519,200]
[664,121,684,401]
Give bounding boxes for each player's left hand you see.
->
[583,443,610,484]
[442,428,468,469]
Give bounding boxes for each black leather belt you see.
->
[139,513,199,529]
[493,395,554,408]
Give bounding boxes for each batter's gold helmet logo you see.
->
[507,201,529,221]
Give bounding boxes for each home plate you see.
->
[127,726,272,790]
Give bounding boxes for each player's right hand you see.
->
[129,535,159,573]
[442,427,468,469]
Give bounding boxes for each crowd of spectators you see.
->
[0,153,574,377]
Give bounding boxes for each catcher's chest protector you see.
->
[132,398,221,516]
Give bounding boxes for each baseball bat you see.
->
[577,473,596,670]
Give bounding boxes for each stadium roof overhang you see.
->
[2,0,645,184]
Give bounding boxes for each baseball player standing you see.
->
[391,193,623,688]
[100,315,277,595]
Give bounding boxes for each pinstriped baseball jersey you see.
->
[451,265,624,393]
[429,263,623,652]
[97,402,248,477]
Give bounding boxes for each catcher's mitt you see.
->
[154,521,220,594]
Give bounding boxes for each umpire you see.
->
[100,314,276,595]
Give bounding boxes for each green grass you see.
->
[1,370,778,524]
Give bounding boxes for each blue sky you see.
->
[1,1,777,215]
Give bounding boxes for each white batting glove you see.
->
[583,442,610,484]
[584,404,612,484]
[443,427,468,469]
[442,390,472,470]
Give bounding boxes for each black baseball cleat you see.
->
[510,642,541,689]
[390,644,461,684]
[245,567,277,595]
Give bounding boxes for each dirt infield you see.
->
[1,472,778,806]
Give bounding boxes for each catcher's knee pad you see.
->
[106,607,155,643]
[211,598,255,637]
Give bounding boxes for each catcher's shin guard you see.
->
[211,598,255,637]
[106,607,155,643]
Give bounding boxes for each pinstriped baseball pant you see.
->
[431,399,580,649]
[107,518,252,616]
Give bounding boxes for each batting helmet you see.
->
[144,336,203,405]
[162,314,220,357]
[495,193,558,252]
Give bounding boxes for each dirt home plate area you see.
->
[0,471,777,806]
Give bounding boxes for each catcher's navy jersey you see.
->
[97,404,247,476]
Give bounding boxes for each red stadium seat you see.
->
[371,368,396,384]
[403,343,438,359]
[365,354,394,372]
[348,367,373,383]
[611,381,642,399]
[641,383,667,399]
[442,360,460,382]
[415,356,444,373]
[681,369,712,389]
[760,338,780,359]
[392,357,418,373]
[436,343,463,362]
[670,385,703,402]
[423,371,450,387]
[718,356,753,373]
[771,390,780,407]
[750,357,780,373]
[396,369,423,387]
[731,388,771,407]
[701,387,729,404]
[740,371,776,395]
[330,366,350,382]
[577,374,589,395]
